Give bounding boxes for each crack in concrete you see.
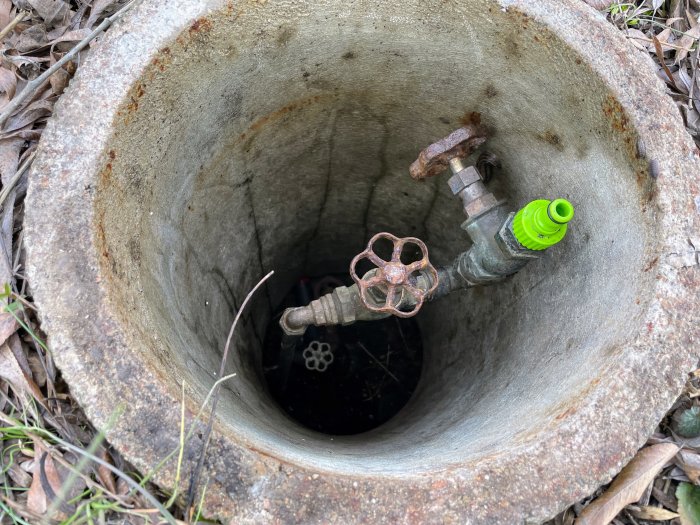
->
[362,115,391,243]
[247,183,274,312]
[302,108,339,272]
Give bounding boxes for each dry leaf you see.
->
[653,35,680,91]
[0,66,17,107]
[652,483,679,512]
[0,135,24,183]
[3,97,53,132]
[0,333,46,406]
[26,0,71,28]
[627,505,680,521]
[677,450,700,484]
[0,0,12,30]
[26,352,46,387]
[26,442,86,520]
[49,27,90,51]
[96,447,117,494]
[625,28,651,51]
[27,446,67,518]
[85,0,120,28]
[15,23,48,53]
[671,0,691,31]
[575,443,679,525]
[652,28,676,54]
[675,25,700,63]
[6,458,32,488]
[0,311,18,346]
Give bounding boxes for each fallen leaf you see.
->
[625,28,651,51]
[3,97,53,132]
[652,28,676,54]
[0,311,18,346]
[14,23,48,53]
[671,0,691,31]
[26,442,86,520]
[0,66,17,107]
[96,447,117,494]
[678,482,700,525]
[575,443,679,525]
[675,25,700,63]
[653,35,680,91]
[49,27,90,51]
[27,445,66,518]
[0,0,12,30]
[0,333,46,406]
[627,504,680,521]
[652,483,678,512]
[6,457,32,488]
[26,0,71,28]
[85,0,121,28]
[677,450,700,484]
[0,136,23,184]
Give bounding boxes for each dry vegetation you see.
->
[0,0,697,524]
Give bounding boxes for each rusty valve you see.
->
[349,232,439,318]
[409,122,487,180]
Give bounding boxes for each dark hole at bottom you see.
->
[263,274,423,435]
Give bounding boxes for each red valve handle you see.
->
[349,232,439,318]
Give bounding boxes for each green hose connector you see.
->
[512,198,574,251]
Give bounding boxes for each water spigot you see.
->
[349,232,439,318]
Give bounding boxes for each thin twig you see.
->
[626,34,690,51]
[356,341,401,385]
[0,11,29,42]
[0,152,36,211]
[0,1,138,129]
[184,270,274,514]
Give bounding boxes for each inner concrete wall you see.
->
[94,0,657,474]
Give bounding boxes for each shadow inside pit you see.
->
[262,274,423,435]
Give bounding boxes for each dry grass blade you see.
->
[184,270,275,516]
[575,443,680,525]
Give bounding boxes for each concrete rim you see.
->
[24,0,700,522]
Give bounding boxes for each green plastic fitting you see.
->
[512,198,575,250]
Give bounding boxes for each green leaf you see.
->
[677,482,700,525]
[674,406,700,438]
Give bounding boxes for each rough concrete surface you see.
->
[24,0,700,522]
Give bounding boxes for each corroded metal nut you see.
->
[448,166,482,195]
[464,193,499,219]
[333,285,357,325]
[495,213,540,260]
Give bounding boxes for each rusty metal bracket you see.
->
[349,232,439,318]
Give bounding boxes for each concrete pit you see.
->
[25,0,700,522]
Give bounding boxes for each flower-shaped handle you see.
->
[349,232,439,318]
[303,341,334,372]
